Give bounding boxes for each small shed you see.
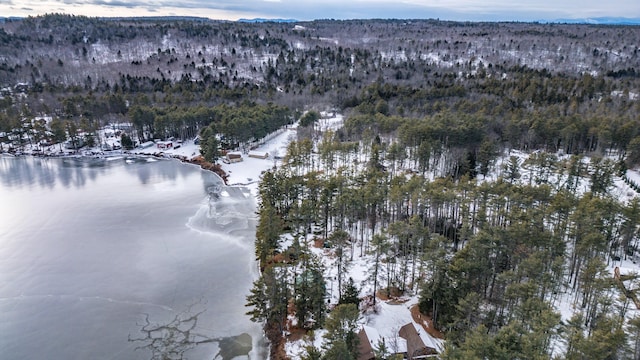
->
[226,151,243,163]
[157,141,173,150]
[139,141,154,149]
[248,150,269,159]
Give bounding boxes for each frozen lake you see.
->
[0,155,265,360]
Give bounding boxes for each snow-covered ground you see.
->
[0,121,297,199]
[6,112,640,358]
[219,112,640,358]
[215,128,297,198]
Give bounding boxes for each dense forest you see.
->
[1,15,640,162]
[1,14,640,360]
[250,113,640,359]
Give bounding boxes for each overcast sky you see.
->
[2,0,639,22]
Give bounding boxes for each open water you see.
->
[0,155,265,360]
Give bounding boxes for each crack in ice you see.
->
[0,294,174,311]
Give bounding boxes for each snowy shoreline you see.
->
[2,114,451,358]
[1,127,299,360]
[1,125,297,196]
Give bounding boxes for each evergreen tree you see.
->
[255,202,283,270]
[627,316,640,360]
[589,157,615,196]
[245,275,269,323]
[373,338,390,360]
[339,277,360,306]
[567,315,627,360]
[295,255,327,330]
[302,345,323,360]
[199,125,220,163]
[120,133,134,150]
[328,229,351,299]
[323,304,361,359]
[504,155,521,183]
[245,265,289,326]
[369,233,390,307]
[300,110,320,128]
[49,117,68,151]
[323,339,354,360]
[620,198,640,259]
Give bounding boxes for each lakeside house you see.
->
[399,323,440,359]
[358,325,410,360]
[157,141,173,150]
[226,151,243,163]
[358,326,379,360]
[358,326,383,360]
[248,150,269,159]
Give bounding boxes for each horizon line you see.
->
[1,14,640,25]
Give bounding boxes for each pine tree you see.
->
[620,198,640,259]
[120,133,134,150]
[328,229,351,299]
[440,324,490,360]
[301,345,323,360]
[369,233,390,307]
[323,304,361,359]
[627,316,640,360]
[245,265,289,337]
[295,255,327,329]
[323,340,354,360]
[255,202,283,270]
[49,117,68,151]
[577,315,627,360]
[245,275,269,323]
[373,338,390,360]
[589,157,615,196]
[198,125,220,163]
[299,110,320,127]
[339,277,360,306]
[504,155,521,183]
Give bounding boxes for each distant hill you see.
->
[237,18,298,23]
[542,17,640,25]
[100,16,215,22]
[0,17,23,23]
[0,15,218,23]
[1,15,639,89]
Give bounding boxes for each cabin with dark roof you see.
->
[399,323,439,359]
[357,326,378,360]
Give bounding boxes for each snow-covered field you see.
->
[215,128,297,198]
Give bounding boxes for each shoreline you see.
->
[0,154,268,360]
[1,126,297,192]
[1,149,231,184]
[1,149,271,359]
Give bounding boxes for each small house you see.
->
[398,323,439,359]
[357,326,381,360]
[157,141,173,150]
[358,326,407,360]
[248,150,269,159]
[226,151,243,163]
